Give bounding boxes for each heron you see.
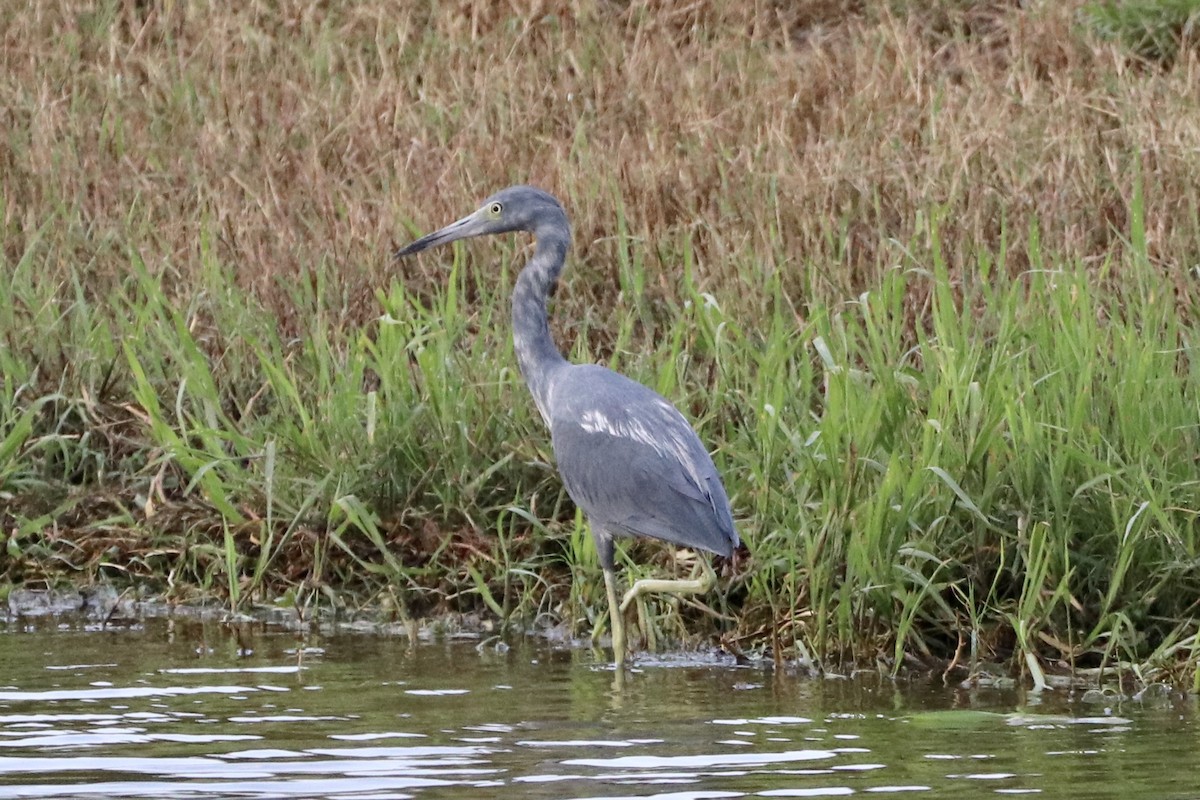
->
[396,185,738,669]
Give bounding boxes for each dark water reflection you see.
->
[0,617,1195,799]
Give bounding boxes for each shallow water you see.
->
[0,614,1196,799]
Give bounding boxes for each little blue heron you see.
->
[396,185,738,668]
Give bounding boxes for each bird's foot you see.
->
[617,562,716,614]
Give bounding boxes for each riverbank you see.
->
[3,1,1199,689]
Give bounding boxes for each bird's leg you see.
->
[618,558,717,615]
[603,567,627,669]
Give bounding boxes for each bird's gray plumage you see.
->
[548,364,736,570]
[396,184,738,668]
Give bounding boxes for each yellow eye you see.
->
[488,202,503,217]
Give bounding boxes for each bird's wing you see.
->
[547,367,736,555]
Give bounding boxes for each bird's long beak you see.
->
[395,209,484,258]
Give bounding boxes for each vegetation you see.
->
[3,0,1200,689]
[1082,0,1200,64]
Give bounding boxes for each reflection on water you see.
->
[0,616,1195,799]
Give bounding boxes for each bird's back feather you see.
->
[547,364,738,559]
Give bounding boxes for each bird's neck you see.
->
[512,228,570,424]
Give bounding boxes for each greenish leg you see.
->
[604,560,719,669]
[603,567,627,669]
[620,560,718,654]
[619,558,716,615]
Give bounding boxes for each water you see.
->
[0,615,1196,799]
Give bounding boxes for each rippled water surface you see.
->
[1,615,1196,799]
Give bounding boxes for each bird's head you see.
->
[396,185,568,257]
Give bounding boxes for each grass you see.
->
[4,0,1200,688]
[1082,0,1200,64]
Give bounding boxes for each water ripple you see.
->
[0,624,1193,798]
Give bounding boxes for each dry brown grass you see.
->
[5,0,1199,340]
